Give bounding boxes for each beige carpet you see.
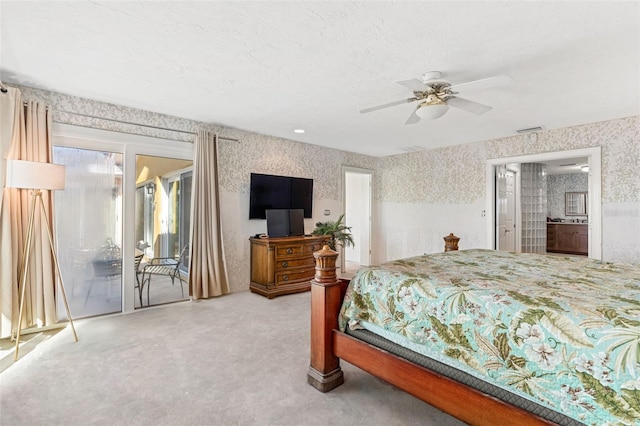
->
[0,290,465,425]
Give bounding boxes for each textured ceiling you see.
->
[1,1,639,157]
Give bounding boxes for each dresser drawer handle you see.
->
[283,275,289,281]
[282,261,288,268]
[286,248,293,254]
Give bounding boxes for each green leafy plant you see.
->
[312,213,355,251]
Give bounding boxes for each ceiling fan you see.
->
[360,71,512,124]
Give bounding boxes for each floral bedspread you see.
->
[339,249,640,425]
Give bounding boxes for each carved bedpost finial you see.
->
[308,244,344,392]
[313,244,339,283]
[444,233,460,252]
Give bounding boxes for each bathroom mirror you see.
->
[565,192,587,216]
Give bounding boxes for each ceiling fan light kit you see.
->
[416,103,449,120]
[421,71,443,82]
[360,71,512,124]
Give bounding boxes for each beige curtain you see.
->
[0,89,57,338]
[188,130,229,298]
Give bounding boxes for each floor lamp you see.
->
[5,159,78,361]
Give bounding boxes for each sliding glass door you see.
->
[53,123,194,314]
[134,155,192,308]
[53,146,123,318]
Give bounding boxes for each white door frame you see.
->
[342,166,373,272]
[486,147,602,259]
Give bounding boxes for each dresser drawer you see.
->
[275,257,315,271]
[275,268,315,285]
[275,244,304,259]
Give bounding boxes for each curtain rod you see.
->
[15,101,239,142]
[56,110,239,142]
[56,110,240,142]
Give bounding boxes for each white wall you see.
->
[375,200,487,262]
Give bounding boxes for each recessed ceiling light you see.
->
[293,129,305,134]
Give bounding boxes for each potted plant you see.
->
[312,214,355,251]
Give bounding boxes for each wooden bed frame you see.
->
[307,245,556,426]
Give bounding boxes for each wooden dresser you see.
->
[249,235,329,298]
[547,223,588,255]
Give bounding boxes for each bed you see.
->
[307,247,640,425]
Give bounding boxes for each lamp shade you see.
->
[5,159,66,190]
[416,104,449,120]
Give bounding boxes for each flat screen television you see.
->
[249,173,313,219]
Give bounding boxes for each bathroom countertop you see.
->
[547,221,588,225]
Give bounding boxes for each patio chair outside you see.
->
[139,245,188,306]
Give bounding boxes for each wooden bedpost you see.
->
[444,233,460,252]
[307,245,345,392]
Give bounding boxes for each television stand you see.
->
[249,235,330,298]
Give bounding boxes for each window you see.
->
[53,146,123,318]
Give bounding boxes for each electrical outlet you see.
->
[481,210,486,217]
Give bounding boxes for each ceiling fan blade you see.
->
[395,79,430,92]
[449,75,512,92]
[447,97,492,115]
[359,98,416,114]
[404,106,421,125]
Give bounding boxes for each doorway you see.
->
[343,167,372,276]
[496,165,517,252]
[135,155,193,308]
[486,147,602,259]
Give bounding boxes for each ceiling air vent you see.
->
[398,145,426,153]
[516,126,544,134]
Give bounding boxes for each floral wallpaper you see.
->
[378,116,639,205]
[547,173,588,220]
[18,85,212,143]
[377,142,486,204]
